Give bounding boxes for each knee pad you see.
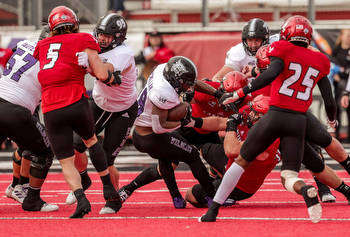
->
[73,138,87,153]
[281,170,303,193]
[23,150,54,179]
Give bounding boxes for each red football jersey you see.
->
[34,33,100,113]
[267,40,330,112]
[0,48,13,68]
[192,81,233,134]
[226,124,280,194]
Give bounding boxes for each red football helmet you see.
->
[250,95,270,114]
[48,6,79,31]
[280,15,313,45]
[256,44,270,71]
[222,71,248,93]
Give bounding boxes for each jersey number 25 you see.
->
[279,62,319,101]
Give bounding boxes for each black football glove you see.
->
[213,88,225,100]
[102,70,122,86]
[180,105,192,126]
[226,113,243,132]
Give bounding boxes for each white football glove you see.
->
[76,52,89,68]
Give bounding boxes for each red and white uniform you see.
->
[226,123,280,194]
[267,40,330,112]
[33,33,100,113]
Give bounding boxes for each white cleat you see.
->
[65,191,77,205]
[303,186,322,223]
[5,184,14,198]
[11,184,29,204]
[308,203,322,223]
[320,193,336,203]
[40,203,59,212]
[99,206,116,215]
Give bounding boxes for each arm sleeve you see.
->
[242,57,284,95]
[317,76,337,121]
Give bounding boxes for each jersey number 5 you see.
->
[279,62,319,101]
[43,43,62,69]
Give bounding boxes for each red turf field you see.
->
[1,171,350,236]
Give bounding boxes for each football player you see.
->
[132,56,216,208]
[211,18,269,83]
[34,6,122,218]
[64,14,139,215]
[0,25,58,212]
[200,15,337,223]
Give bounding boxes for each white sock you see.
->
[213,163,245,204]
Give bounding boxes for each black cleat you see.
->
[118,186,133,203]
[22,197,59,212]
[103,184,120,201]
[70,196,91,218]
[198,202,221,222]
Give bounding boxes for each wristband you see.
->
[193,117,203,128]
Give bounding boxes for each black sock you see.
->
[19,175,29,185]
[340,156,350,175]
[126,166,162,192]
[158,160,181,198]
[11,176,19,187]
[314,176,331,193]
[88,142,108,172]
[335,181,350,195]
[100,174,113,186]
[26,186,41,200]
[80,170,91,190]
[74,188,86,202]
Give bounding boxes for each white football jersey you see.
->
[135,63,180,128]
[225,42,257,72]
[0,40,41,114]
[92,43,138,112]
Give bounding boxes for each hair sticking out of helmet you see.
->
[94,13,127,52]
[163,56,198,94]
[280,15,313,47]
[256,44,270,72]
[242,18,270,56]
[48,6,79,32]
[38,25,50,41]
[222,71,248,93]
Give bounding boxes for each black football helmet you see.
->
[163,56,197,94]
[242,18,270,56]
[94,13,127,52]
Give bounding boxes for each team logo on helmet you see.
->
[171,60,189,78]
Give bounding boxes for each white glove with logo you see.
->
[76,52,89,68]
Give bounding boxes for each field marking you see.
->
[0,216,349,221]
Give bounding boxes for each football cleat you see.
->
[65,191,77,205]
[198,202,221,222]
[5,184,14,198]
[11,184,29,203]
[118,186,133,203]
[173,196,186,209]
[70,196,91,218]
[320,192,336,203]
[302,185,322,223]
[99,200,122,214]
[22,197,59,212]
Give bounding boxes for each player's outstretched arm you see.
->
[84,48,114,83]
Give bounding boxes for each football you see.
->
[167,102,189,121]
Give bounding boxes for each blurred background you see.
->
[0,0,350,152]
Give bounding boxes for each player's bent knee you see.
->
[185,187,206,208]
[24,150,54,179]
[281,170,302,193]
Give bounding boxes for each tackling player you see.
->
[200,15,337,223]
